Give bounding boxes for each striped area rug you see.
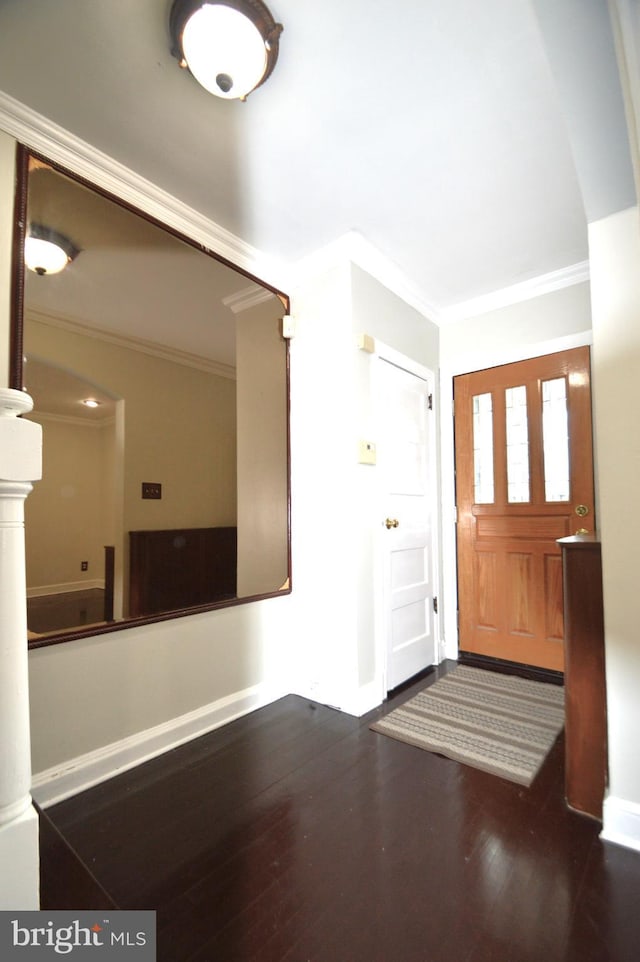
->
[370,665,565,787]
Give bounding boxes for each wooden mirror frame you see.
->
[10,145,292,650]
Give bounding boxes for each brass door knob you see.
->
[384,518,400,529]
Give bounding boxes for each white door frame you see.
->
[370,340,440,702]
[438,330,593,664]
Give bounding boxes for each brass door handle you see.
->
[385,518,399,529]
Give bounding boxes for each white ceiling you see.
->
[0,0,624,318]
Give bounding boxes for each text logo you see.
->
[0,912,156,959]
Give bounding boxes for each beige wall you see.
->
[236,300,289,597]
[25,414,113,590]
[25,315,237,611]
[26,316,237,530]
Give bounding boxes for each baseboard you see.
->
[386,665,437,699]
[27,580,104,598]
[459,651,564,686]
[31,682,284,808]
[601,793,640,853]
[292,678,384,718]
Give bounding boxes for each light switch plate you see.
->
[281,315,296,338]
[358,440,377,465]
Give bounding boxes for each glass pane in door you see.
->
[542,377,570,502]
[473,393,494,504]
[505,385,530,503]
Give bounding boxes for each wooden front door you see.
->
[454,346,594,672]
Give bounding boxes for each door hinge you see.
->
[433,596,438,614]
[428,393,433,411]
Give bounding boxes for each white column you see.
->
[0,388,42,909]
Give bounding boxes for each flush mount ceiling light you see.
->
[25,224,79,276]
[169,0,283,100]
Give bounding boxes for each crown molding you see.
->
[292,231,443,324]
[439,260,591,324]
[0,90,288,291]
[222,285,275,314]
[27,409,115,429]
[291,232,590,327]
[0,92,592,334]
[27,308,236,380]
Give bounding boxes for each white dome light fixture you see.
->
[170,0,283,101]
[25,224,79,276]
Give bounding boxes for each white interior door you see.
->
[378,358,436,691]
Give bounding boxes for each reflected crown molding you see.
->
[0,90,290,292]
[223,285,275,314]
[27,308,237,380]
[27,410,116,430]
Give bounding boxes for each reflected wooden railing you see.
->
[104,545,115,623]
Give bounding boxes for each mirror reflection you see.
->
[19,154,290,645]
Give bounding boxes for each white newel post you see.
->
[0,388,42,909]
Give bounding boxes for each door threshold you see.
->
[386,665,436,699]
[459,651,564,686]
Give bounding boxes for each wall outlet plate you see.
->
[142,482,162,499]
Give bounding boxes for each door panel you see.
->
[545,554,564,641]
[379,359,436,690]
[454,346,594,672]
[507,551,532,634]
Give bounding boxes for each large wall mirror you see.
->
[11,148,291,649]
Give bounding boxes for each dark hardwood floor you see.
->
[39,662,640,961]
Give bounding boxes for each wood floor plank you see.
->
[37,806,117,911]
[40,663,640,961]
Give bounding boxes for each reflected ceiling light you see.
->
[169,0,283,100]
[25,224,79,276]
[82,398,100,409]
